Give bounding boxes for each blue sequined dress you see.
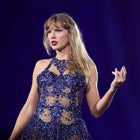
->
[19,57,92,140]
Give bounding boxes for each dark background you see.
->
[0,0,140,140]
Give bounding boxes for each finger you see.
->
[121,66,127,78]
[112,66,127,83]
[119,66,124,72]
[120,68,124,77]
[115,68,118,72]
[112,71,115,75]
[118,66,126,78]
[112,68,119,76]
[122,66,126,70]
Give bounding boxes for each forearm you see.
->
[94,86,118,117]
[9,105,35,140]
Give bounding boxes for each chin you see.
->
[52,47,61,51]
[52,47,64,51]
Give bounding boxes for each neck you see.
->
[55,48,70,60]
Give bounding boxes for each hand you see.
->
[110,66,127,90]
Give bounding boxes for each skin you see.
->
[9,24,127,140]
[47,24,70,60]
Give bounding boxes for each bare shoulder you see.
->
[34,58,51,76]
[87,59,98,73]
[36,59,51,67]
[86,59,98,84]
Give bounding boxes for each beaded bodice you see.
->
[35,57,87,125]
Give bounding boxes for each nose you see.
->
[49,31,56,39]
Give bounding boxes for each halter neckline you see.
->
[49,57,69,74]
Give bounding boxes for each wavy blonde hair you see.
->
[43,13,92,88]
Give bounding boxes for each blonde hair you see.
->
[43,13,92,88]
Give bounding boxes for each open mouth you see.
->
[51,41,57,46]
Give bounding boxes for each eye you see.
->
[47,30,51,34]
[55,28,62,32]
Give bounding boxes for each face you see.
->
[47,24,69,52]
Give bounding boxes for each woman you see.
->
[9,13,127,140]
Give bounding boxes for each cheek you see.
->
[47,35,51,42]
[61,35,69,45]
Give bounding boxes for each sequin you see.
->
[19,57,93,140]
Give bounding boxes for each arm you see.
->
[9,61,41,140]
[86,61,127,118]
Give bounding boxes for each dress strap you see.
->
[44,58,54,70]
